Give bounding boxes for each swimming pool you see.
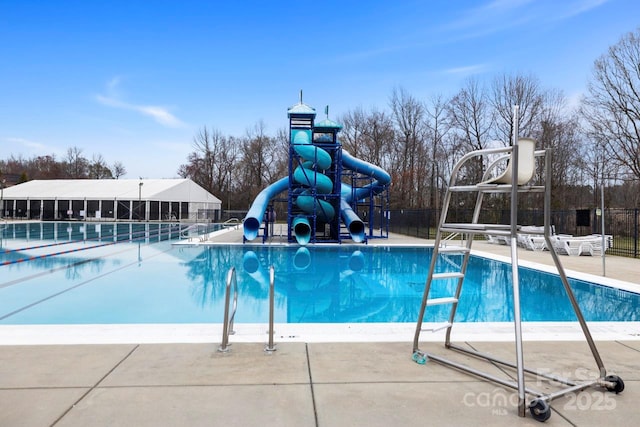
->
[1,222,638,325]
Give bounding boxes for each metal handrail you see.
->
[265,265,276,353]
[179,223,209,239]
[218,267,238,352]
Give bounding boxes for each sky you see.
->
[1,0,639,179]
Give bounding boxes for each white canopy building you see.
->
[1,179,221,221]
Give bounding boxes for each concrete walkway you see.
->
[1,341,638,426]
[2,229,639,426]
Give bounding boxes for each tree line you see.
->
[178,28,640,212]
[0,146,127,182]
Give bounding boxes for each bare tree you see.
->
[447,78,494,185]
[88,154,113,179]
[581,28,640,180]
[490,73,545,144]
[64,146,88,178]
[340,107,394,169]
[339,106,367,158]
[362,108,394,170]
[112,161,127,179]
[178,127,236,198]
[236,121,282,208]
[389,87,426,208]
[424,94,451,210]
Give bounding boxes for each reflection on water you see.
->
[2,223,639,324]
[183,246,640,323]
[1,221,185,281]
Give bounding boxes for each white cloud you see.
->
[553,0,612,20]
[2,137,64,158]
[6,137,48,151]
[441,0,611,41]
[95,78,186,128]
[443,64,490,76]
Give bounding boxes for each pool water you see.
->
[1,222,638,324]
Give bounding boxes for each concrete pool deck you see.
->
[1,229,639,426]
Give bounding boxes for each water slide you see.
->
[289,129,335,244]
[340,150,391,243]
[242,131,390,244]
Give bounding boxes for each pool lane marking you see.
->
[1,226,184,254]
[2,240,94,254]
[1,226,187,267]
[0,244,176,321]
[1,241,118,267]
[0,244,143,289]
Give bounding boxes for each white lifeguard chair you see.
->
[411,106,624,422]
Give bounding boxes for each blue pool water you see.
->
[1,222,638,325]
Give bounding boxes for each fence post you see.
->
[635,208,638,258]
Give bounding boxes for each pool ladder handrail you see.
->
[265,265,276,353]
[218,267,238,352]
[218,265,277,353]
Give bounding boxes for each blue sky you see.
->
[1,0,638,179]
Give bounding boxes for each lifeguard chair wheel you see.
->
[605,375,625,394]
[529,398,551,422]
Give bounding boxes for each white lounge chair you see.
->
[486,234,509,245]
[550,234,610,256]
[517,225,546,251]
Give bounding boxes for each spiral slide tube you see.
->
[338,150,391,242]
[243,177,288,241]
[341,150,391,199]
[243,138,391,244]
[290,129,336,245]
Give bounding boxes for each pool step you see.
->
[431,272,465,280]
[437,246,469,253]
[426,297,458,306]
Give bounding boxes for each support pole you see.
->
[509,105,527,417]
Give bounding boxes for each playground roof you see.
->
[287,102,316,116]
[314,118,343,130]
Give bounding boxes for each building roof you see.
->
[2,179,222,203]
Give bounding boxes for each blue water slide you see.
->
[341,150,391,200]
[291,129,336,244]
[244,137,390,244]
[339,197,365,243]
[338,150,391,242]
[243,177,288,241]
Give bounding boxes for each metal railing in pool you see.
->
[265,265,276,353]
[218,267,238,353]
[218,265,276,353]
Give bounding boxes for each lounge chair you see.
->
[550,234,610,256]
[486,234,509,245]
[517,225,546,251]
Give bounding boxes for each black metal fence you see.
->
[388,208,640,259]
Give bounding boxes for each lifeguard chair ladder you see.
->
[411,107,624,422]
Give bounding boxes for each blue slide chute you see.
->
[243,177,288,241]
[341,150,391,201]
[291,129,336,244]
[243,101,390,244]
[338,150,391,243]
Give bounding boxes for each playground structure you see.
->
[243,98,390,245]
